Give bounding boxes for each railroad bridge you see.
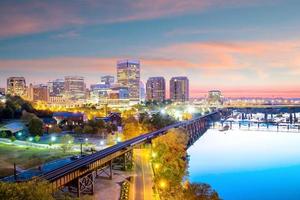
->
[39,110,223,197]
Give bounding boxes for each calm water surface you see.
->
[188,129,300,200]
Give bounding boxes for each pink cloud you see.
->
[1,38,300,98]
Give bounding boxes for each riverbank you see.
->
[0,143,74,178]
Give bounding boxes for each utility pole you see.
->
[13,163,17,181]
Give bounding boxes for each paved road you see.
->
[131,149,155,200]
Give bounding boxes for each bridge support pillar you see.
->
[113,150,133,171]
[123,150,133,171]
[96,160,113,180]
[76,171,96,198]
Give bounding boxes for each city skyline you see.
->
[1,0,300,98]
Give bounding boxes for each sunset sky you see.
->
[0,0,300,98]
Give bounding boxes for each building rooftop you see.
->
[0,122,25,134]
[53,112,83,118]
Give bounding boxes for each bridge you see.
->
[37,111,223,197]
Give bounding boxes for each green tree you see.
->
[74,126,83,134]
[28,118,43,136]
[60,134,74,153]
[95,119,105,129]
[21,111,38,123]
[2,106,14,119]
[183,183,220,200]
[48,125,62,134]
[83,125,94,134]
[149,113,176,130]
[34,135,40,142]
[0,131,7,138]
[10,136,16,142]
[0,180,54,200]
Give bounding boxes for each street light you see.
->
[159,180,167,189]
[28,137,33,142]
[187,106,195,114]
[117,137,121,143]
[152,152,157,158]
[51,136,56,142]
[100,140,104,146]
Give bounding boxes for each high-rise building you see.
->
[64,76,86,100]
[101,75,115,86]
[146,77,166,102]
[90,83,111,101]
[140,81,146,102]
[0,88,5,95]
[6,77,27,97]
[117,59,140,101]
[170,76,189,102]
[29,84,49,102]
[110,85,129,100]
[207,90,222,105]
[48,79,64,96]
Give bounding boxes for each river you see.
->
[188,129,300,200]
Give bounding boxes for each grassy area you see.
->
[0,143,74,178]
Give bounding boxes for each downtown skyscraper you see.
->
[146,77,166,102]
[64,76,86,100]
[170,76,189,102]
[117,59,140,101]
[6,77,27,97]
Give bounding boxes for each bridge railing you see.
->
[211,121,300,133]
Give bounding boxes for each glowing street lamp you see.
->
[117,137,121,143]
[100,140,104,146]
[159,180,167,189]
[174,110,182,120]
[187,106,195,114]
[152,152,157,158]
[51,136,56,142]
[28,137,33,142]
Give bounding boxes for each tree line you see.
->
[152,128,220,200]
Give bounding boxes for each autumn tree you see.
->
[183,183,220,200]
[152,128,189,199]
[123,116,148,140]
[152,128,220,200]
[106,133,116,145]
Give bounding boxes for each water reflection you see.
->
[188,129,300,200]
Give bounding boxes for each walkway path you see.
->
[131,149,155,200]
